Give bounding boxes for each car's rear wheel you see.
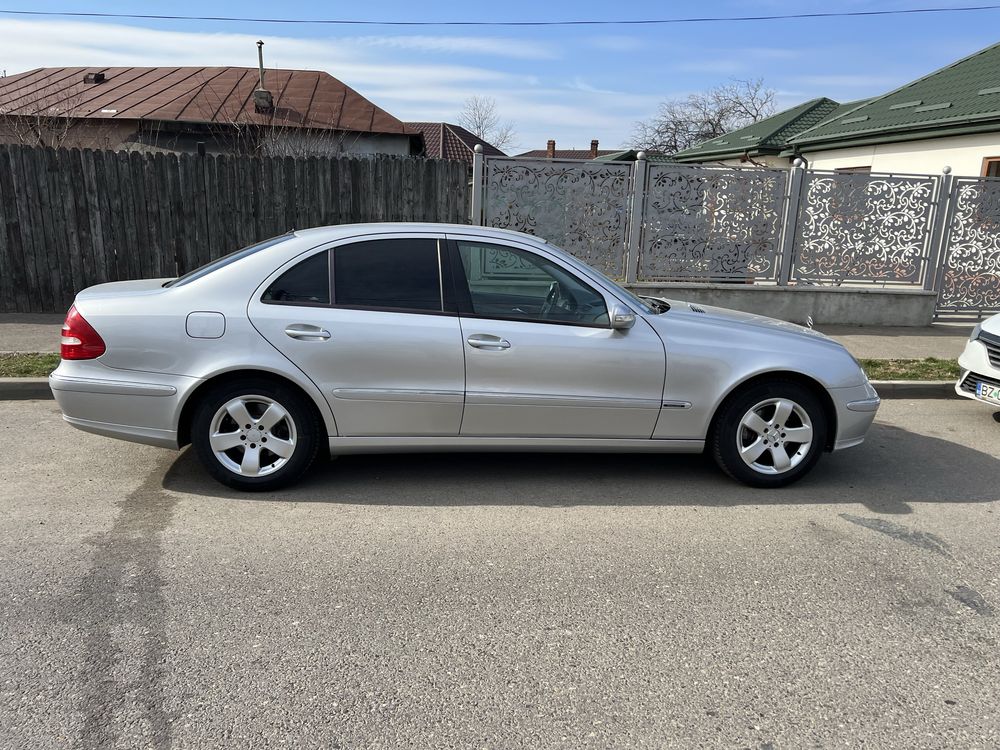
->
[711,380,827,488]
[191,378,321,491]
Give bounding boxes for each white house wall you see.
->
[802,132,1000,176]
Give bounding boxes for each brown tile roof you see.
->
[0,66,410,135]
[406,122,506,162]
[516,148,618,159]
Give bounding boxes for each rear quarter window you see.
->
[262,251,331,305]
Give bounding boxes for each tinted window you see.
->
[334,239,442,312]
[262,251,330,304]
[457,242,609,326]
[166,234,294,288]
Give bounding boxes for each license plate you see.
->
[977,381,1000,404]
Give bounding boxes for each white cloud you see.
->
[794,74,900,89]
[344,35,557,60]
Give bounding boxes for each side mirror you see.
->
[610,303,636,330]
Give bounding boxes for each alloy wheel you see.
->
[208,395,298,477]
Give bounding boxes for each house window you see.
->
[981,157,1000,177]
[834,166,872,174]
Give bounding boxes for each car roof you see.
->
[292,222,548,245]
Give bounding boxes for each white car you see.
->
[956,314,1000,408]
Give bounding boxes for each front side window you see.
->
[456,242,609,326]
[261,250,330,305]
[333,239,443,312]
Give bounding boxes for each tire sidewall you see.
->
[713,380,827,488]
[191,378,320,491]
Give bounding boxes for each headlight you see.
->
[970,323,982,341]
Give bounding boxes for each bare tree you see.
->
[631,78,776,155]
[458,95,517,152]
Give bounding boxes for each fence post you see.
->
[624,150,647,284]
[924,165,954,292]
[470,144,484,225]
[777,158,805,286]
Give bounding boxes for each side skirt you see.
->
[327,436,705,455]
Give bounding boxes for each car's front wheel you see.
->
[191,378,321,491]
[711,380,828,488]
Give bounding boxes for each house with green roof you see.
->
[672,97,842,167]
[673,41,1000,178]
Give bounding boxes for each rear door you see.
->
[248,234,466,436]
[449,237,666,438]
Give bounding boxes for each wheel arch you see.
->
[177,368,331,448]
[708,370,838,451]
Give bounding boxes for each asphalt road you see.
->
[2,399,999,749]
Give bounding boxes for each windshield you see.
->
[588,267,656,314]
[164,234,295,288]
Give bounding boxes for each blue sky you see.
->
[1,1,998,152]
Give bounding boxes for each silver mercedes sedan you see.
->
[50,223,880,491]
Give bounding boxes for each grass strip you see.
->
[0,352,61,377]
[859,357,960,381]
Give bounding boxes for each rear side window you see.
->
[333,239,443,312]
[262,250,330,305]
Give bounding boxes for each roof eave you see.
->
[780,120,1000,155]
[672,146,781,163]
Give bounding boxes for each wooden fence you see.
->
[0,144,470,313]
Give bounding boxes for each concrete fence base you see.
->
[626,283,938,327]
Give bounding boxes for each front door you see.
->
[248,235,466,436]
[450,238,666,439]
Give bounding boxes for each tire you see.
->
[190,377,322,491]
[711,379,828,488]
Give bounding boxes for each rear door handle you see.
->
[285,324,331,341]
[467,334,510,350]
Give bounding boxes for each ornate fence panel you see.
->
[790,171,940,286]
[936,177,1000,318]
[481,157,632,277]
[636,164,787,281]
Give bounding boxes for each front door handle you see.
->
[467,334,511,350]
[285,324,331,341]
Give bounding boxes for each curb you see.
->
[871,380,960,399]
[0,377,961,401]
[0,377,53,400]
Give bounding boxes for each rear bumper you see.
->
[49,364,196,449]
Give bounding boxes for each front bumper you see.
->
[955,336,1000,406]
[830,381,881,451]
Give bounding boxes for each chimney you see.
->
[546,139,555,159]
[590,139,599,158]
[253,40,274,112]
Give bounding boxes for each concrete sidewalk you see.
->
[0,313,976,360]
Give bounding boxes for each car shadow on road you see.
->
[161,423,1000,514]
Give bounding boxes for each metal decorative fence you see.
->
[936,176,1000,317]
[480,157,632,277]
[790,171,941,286]
[638,163,786,282]
[471,150,1000,320]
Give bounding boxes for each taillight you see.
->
[61,305,106,360]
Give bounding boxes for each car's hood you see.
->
[980,313,1000,337]
[645,298,842,348]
